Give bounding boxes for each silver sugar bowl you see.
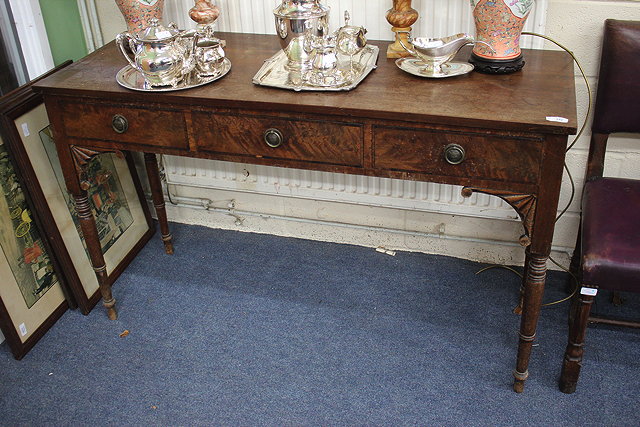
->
[192,25,226,77]
[274,0,330,70]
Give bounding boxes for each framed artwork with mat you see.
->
[0,66,72,359]
[0,62,155,316]
[0,131,69,359]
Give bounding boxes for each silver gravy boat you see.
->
[398,32,491,74]
[116,19,194,87]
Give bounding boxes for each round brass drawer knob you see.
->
[444,143,465,165]
[264,128,283,148]
[112,114,128,134]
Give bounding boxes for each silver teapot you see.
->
[116,19,194,87]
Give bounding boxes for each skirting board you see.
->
[161,185,574,272]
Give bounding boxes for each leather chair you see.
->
[559,19,640,394]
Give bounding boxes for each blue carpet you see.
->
[1,222,639,425]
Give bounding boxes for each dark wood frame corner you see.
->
[0,299,69,361]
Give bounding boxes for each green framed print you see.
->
[0,64,154,315]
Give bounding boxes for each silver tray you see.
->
[116,58,231,92]
[252,45,379,92]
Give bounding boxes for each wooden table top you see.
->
[34,31,577,135]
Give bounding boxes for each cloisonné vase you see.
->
[115,0,165,35]
[469,0,535,74]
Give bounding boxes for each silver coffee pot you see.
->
[274,0,330,70]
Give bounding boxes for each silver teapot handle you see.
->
[191,25,215,55]
[115,32,140,72]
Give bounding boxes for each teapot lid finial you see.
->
[137,19,180,42]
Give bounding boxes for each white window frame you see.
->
[7,0,54,79]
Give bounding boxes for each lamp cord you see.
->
[478,32,593,307]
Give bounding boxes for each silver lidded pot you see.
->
[274,0,330,70]
[116,18,192,87]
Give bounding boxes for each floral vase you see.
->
[469,0,535,74]
[115,0,165,35]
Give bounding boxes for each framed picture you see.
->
[0,63,154,315]
[0,113,68,360]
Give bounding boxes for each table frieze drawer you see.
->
[59,101,188,150]
[373,125,543,184]
[192,112,363,167]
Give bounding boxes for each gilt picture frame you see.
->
[0,63,154,316]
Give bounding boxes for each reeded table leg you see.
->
[144,153,174,254]
[74,192,117,320]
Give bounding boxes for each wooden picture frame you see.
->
[0,63,154,316]
[0,132,69,359]
[0,67,72,359]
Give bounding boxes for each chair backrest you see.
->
[586,19,640,181]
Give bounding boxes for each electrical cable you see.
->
[477,32,592,308]
[158,154,178,206]
[521,31,593,153]
[476,265,523,278]
[556,162,575,223]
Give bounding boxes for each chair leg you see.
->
[560,286,595,393]
[566,229,581,294]
[611,291,625,306]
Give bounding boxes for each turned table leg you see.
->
[74,191,117,320]
[144,153,174,254]
[512,253,548,392]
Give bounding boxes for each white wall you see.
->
[544,0,640,265]
[93,0,640,270]
[7,0,54,78]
